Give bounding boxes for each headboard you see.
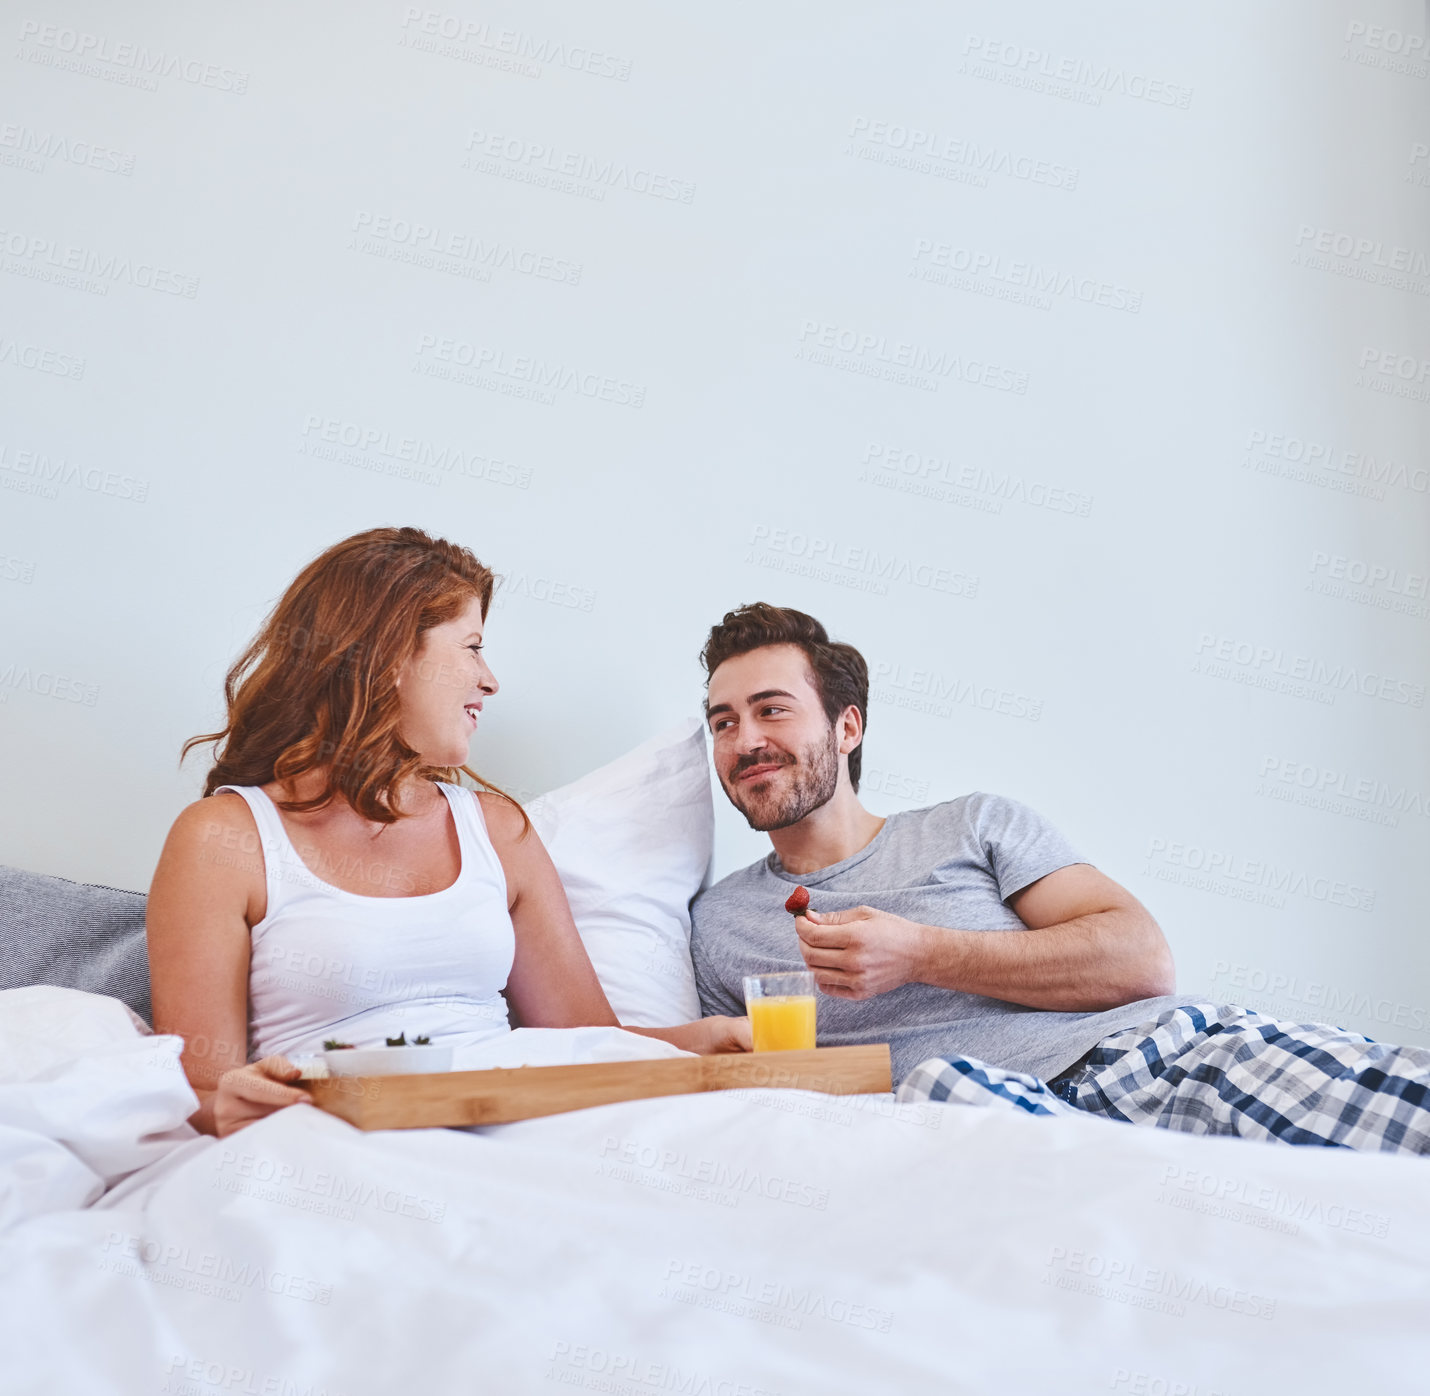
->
[0,866,151,1025]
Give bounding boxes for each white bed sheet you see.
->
[2,988,1428,1395]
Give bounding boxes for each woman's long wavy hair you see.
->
[183,527,524,826]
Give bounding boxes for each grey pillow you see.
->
[0,865,151,1026]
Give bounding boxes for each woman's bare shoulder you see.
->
[154,793,266,901]
[150,791,267,928]
[474,790,536,848]
[164,790,258,849]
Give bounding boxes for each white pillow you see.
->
[526,718,711,1026]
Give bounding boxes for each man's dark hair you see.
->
[700,603,869,792]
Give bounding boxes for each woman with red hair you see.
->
[147,527,748,1138]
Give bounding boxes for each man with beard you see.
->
[688,603,1430,1153]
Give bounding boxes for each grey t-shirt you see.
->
[691,793,1184,1086]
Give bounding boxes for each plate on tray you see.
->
[321,1046,454,1077]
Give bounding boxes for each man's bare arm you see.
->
[796,864,1176,1010]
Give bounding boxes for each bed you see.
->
[2,722,1427,1393]
[4,984,1429,1394]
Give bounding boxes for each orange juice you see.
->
[748,994,817,1052]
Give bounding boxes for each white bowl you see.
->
[321,1045,453,1077]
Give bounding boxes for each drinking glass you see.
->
[742,971,817,1052]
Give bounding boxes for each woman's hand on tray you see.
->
[212,1054,314,1137]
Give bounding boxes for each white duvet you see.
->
[2,987,1428,1396]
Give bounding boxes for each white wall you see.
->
[2,1,1427,1045]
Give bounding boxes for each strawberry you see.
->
[784,886,811,916]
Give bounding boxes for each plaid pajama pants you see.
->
[896,1003,1430,1155]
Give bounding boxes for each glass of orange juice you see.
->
[743,972,817,1052]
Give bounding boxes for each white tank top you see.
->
[215,780,516,1063]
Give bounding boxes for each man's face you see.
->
[706,644,841,832]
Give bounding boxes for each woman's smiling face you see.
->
[395,593,499,767]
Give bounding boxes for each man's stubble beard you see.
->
[724,727,840,832]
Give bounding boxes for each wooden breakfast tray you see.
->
[300,1044,892,1130]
